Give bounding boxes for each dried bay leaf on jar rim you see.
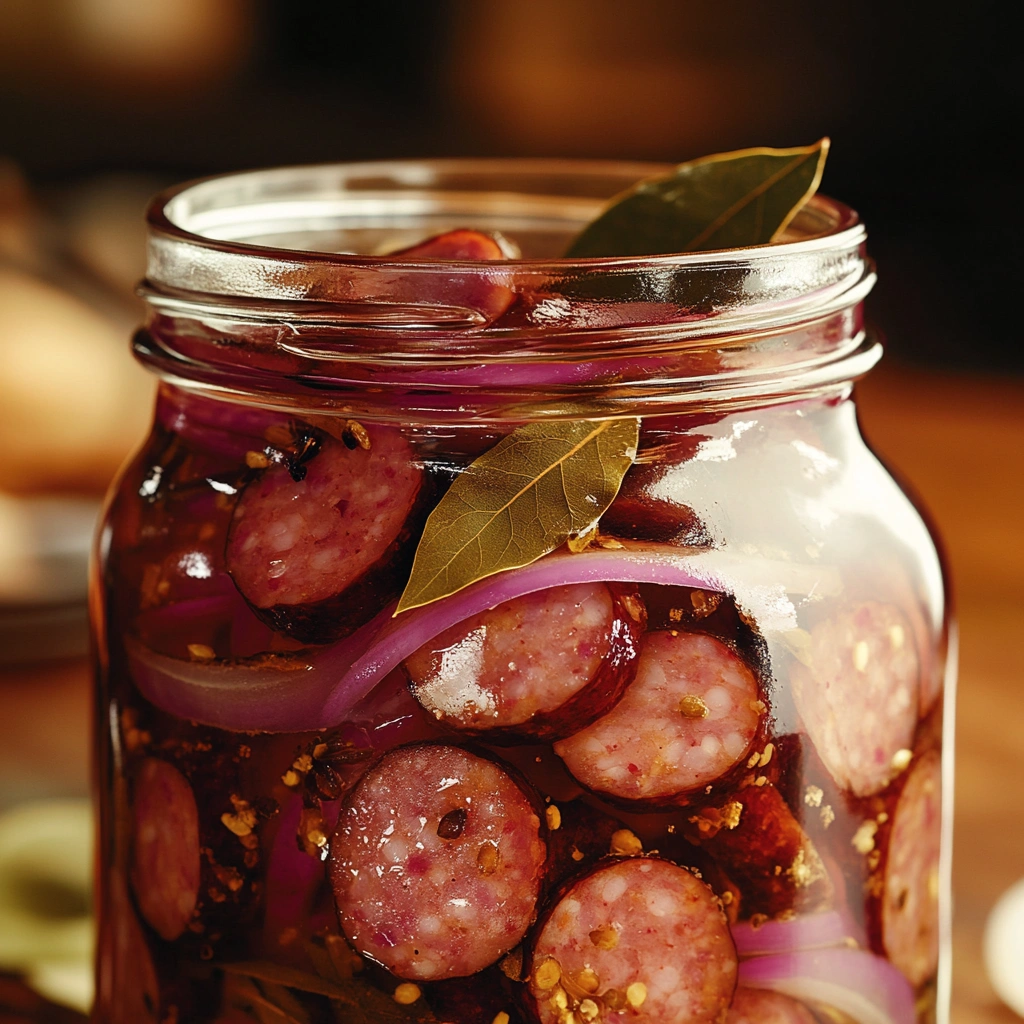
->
[396,418,640,613]
[565,139,830,258]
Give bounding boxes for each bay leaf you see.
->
[565,139,829,257]
[396,418,640,613]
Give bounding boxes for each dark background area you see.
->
[1,0,1018,371]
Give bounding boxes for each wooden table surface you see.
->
[857,364,1024,1023]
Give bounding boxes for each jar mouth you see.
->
[150,157,862,267]
[138,158,877,421]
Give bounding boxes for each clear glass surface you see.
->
[92,160,950,1024]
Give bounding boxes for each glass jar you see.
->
[91,161,952,1024]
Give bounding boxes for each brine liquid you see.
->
[94,388,947,1024]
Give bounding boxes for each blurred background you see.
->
[0,1,1020,1021]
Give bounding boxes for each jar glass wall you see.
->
[91,161,952,1024]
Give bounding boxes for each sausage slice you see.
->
[226,426,423,643]
[404,582,645,742]
[329,743,546,980]
[875,751,942,986]
[554,630,763,804]
[791,602,919,797]
[529,858,737,1024]
[130,758,200,941]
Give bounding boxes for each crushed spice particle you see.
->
[609,829,643,856]
[820,805,836,829]
[187,643,216,662]
[546,804,562,831]
[437,807,468,840]
[626,982,647,1008]
[534,958,562,991]
[678,694,709,719]
[788,846,827,888]
[892,748,914,772]
[804,785,824,808]
[477,842,500,874]
[393,983,421,1005]
[589,924,619,950]
[603,989,627,1011]
[690,590,723,617]
[499,948,523,981]
[852,820,879,855]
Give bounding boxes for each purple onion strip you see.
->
[731,910,862,958]
[129,545,836,732]
[319,546,720,723]
[738,948,915,1024]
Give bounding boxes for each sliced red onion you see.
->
[125,604,395,732]
[320,545,838,724]
[732,910,862,958]
[739,949,915,1024]
[156,390,291,460]
[128,545,838,732]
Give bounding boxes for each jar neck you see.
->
[137,160,878,423]
[136,299,876,424]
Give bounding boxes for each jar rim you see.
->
[137,158,878,421]
[147,157,864,274]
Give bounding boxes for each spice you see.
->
[437,807,468,840]
[534,958,562,990]
[589,924,619,950]
[546,804,562,830]
[678,694,709,719]
[609,829,643,856]
[852,820,879,855]
[626,982,648,1008]
[477,842,500,874]
[499,948,523,981]
[393,983,421,1005]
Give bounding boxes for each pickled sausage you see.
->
[791,602,919,797]
[226,426,423,643]
[725,988,817,1024]
[554,630,763,804]
[329,743,546,980]
[387,229,516,323]
[528,858,737,1024]
[404,583,646,742]
[130,758,200,941]
[870,751,942,986]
